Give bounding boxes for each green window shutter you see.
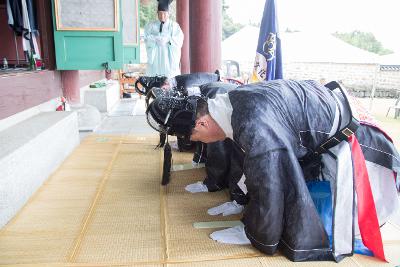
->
[121,0,140,64]
[52,0,123,70]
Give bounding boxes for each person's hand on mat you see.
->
[207,200,244,216]
[210,225,251,245]
[185,181,208,193]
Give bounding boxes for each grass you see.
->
[357,98,400,150]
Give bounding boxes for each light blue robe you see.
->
[144,20,184,78]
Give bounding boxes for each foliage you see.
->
[139,0,242,40]
[333,31,393,55]
[140,1,157,28]
[222,0,244,40]
[139,1,176,28]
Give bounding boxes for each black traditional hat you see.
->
[157,0,173,11]
[135,75,168,96]
[145,87,182,109]
[146,95,204,138]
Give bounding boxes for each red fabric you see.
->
[349,135,386,261]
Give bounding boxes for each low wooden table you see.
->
[118,70,140,98]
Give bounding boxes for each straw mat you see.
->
[0,134,399,266]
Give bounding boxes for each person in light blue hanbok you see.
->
[144,0,183,78]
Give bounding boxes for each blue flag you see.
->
[252,0,283,81]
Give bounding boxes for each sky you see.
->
[225,0,400,53]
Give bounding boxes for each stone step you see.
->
[0,111,79,228]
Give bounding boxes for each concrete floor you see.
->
[79,97,154,140]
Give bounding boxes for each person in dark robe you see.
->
[146,79,400,262]
[185,82,248,214]
[147,79,248,208]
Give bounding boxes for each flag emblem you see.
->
[263,32,276,61]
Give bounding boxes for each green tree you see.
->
[222,1,244,40]
[333,31,393,55]
[140,0,241,40]
[140,1,176,28]
[140,1,157,28]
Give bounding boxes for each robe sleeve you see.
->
[144,22,157,65]
[229,83,338,260]
[203,140,231,191]
[167,22,184,69]
[239,125,330,256]
[241,148,286,255]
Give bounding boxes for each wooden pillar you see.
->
[61,70,80,103]
[36,0,56,70]
[189,0,222,73]
[176,0,190,74]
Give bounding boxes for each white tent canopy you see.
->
[222,26,381,74]
[379,53,400,65]
[281,31,379,64]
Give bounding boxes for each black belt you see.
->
[315,81,360,154]
[316,116,359,154]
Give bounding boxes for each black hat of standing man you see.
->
[157,0,173,11]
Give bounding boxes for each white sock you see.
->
[210,225,251,245]
[207,200,244,216]
[185,181,208,193]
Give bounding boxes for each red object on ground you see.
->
[56,97,66,111]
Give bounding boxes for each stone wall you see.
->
[283,62,400,98]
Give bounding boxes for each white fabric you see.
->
[321,141,400,256]
[330,141,354,257]
[237,174,248,194]
[366,161,400,224]
[328,100,340,138]
[21,0,30,32]
[6,0,13,25]
[332,89,352,128]
[187,86,201,96]
[353,161,400,236]
[144,20,183,78]
[210,225,251,245]
[20,0,40,56]
[208,93,233,139]
[191,160,200,167]
[168,77,177,88]
[185,181,208,193]
[154,36,163,46]
[21,0,31,52]
[22,35,30,53]
[207,200,244,216]
[155,35,169,46]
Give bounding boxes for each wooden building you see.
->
[0,0,222,121]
